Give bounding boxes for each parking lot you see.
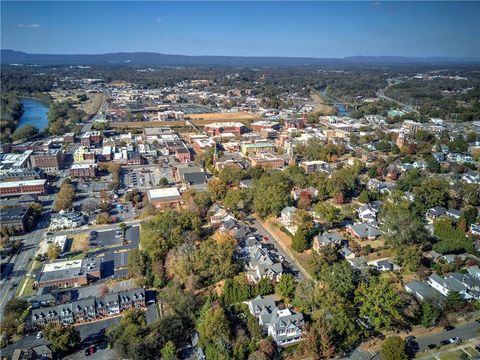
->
[125,166,173,189]
[90,225,140,249]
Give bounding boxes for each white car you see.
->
[449,337,460,344]
[36,332,42,339]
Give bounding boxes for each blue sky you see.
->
[1,1,479,58]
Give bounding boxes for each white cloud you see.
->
[16,23,41,28]
[156,18,163,23]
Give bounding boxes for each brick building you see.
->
[31,149,64,172]
[0,206,32,234]
[175,147,191,162]
[69,163,97,178]
[63,133,76,143]
[81,131,103,147]
[204,122,247,136]
[0,179,47,197]
[36,257,101,288]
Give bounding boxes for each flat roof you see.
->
[0,179,46,188]
[147,187,181,199]
[43,259,82,273]
[205,122,245,128]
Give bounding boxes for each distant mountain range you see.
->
[2,50,479,66]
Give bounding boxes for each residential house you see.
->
[278,206,297,233]
[246,296,305,346]
[246,246,284,283]
[357,201,382,223]
[291,187,318,201]
[339,246,356,260]
[405,280,443,302]
[312,232,344,252]
[267,308,305,346]
[425,207,447,221]
[446,208,462,222]
[471,224,480,236]
[347,223,381,240]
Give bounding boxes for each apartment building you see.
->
[31,288,146,328]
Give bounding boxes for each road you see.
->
[245,217,306,280]
[0,202,53,312]
[414,320,480,352]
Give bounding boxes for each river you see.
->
[18,98,49,131]
[319,88,349,116]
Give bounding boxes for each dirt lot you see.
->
[70,233,89,252]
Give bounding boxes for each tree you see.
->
[381,336,407,360]
[158,177,169,187]
[276,274,296,300]
[316,261,356,298]
[425,154,441,173]
[81,199,99,213]
[96,212,110,225]
[107,309,148,359]
[445,291,466,311]
[380,203,428,247]
[128,249,147,277]
[355,277,403,331]
[421,300,441,328]
[314,202,341,225]
[53,181,75,212]
[1,298,29,343]
[223,189,251,216]
[197,304,232,360]
[292,225,310,252]
[161,341,178,360]
[208,178,227,201]
[12,124,39,141]
[461,206,478,225]
[252,172,291,218]
[433,217,474,254]
[218,167,244,186]
[44,323,81,354]
[47,243,61,259]
[255,277,274,296]
[301,321,335,360]
[358,190,370,204]
[414,178,450,212]
[394,246,422,272]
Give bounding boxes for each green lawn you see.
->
[439,350,468,360]
[15,276,36,297]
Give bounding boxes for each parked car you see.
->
[449,337,460,344]
[440,340,450,346]
[426,344,437,350]
[36,332,42,339]
[443,325,455,331]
